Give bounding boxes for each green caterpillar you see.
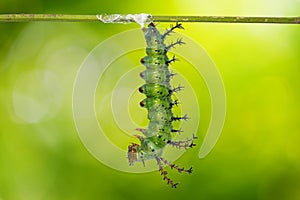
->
[127,22,196,188]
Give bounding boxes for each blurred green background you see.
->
[1,0,300,200]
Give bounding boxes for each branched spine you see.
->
[171,84,184,93]
[169,134,197,149]
[156,157,179,188]
[167,71,177,79]
[162,22,184,39]
[170,99,180,107]
[171,128,183,134]
[166,55,178,65]
[166,38,185,51]
[159,157,193,174]
[172,114,189,121]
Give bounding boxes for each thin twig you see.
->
[0,14,98,22]
[154,15,300,24]
[0,14,300,24]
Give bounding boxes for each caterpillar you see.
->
[127,22,197,188]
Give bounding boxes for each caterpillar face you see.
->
[127,143,139,166]
[128,22,196,188]
[128,139,164,166]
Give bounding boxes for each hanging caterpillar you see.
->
[127,22,196,188]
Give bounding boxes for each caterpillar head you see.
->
[128,136,164,166]
[127,143,139,166]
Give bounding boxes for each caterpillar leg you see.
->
[168,134,197,149]
[163,22,184,39]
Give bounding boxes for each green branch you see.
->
[0,14,300,24]
[154,15,300,24]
